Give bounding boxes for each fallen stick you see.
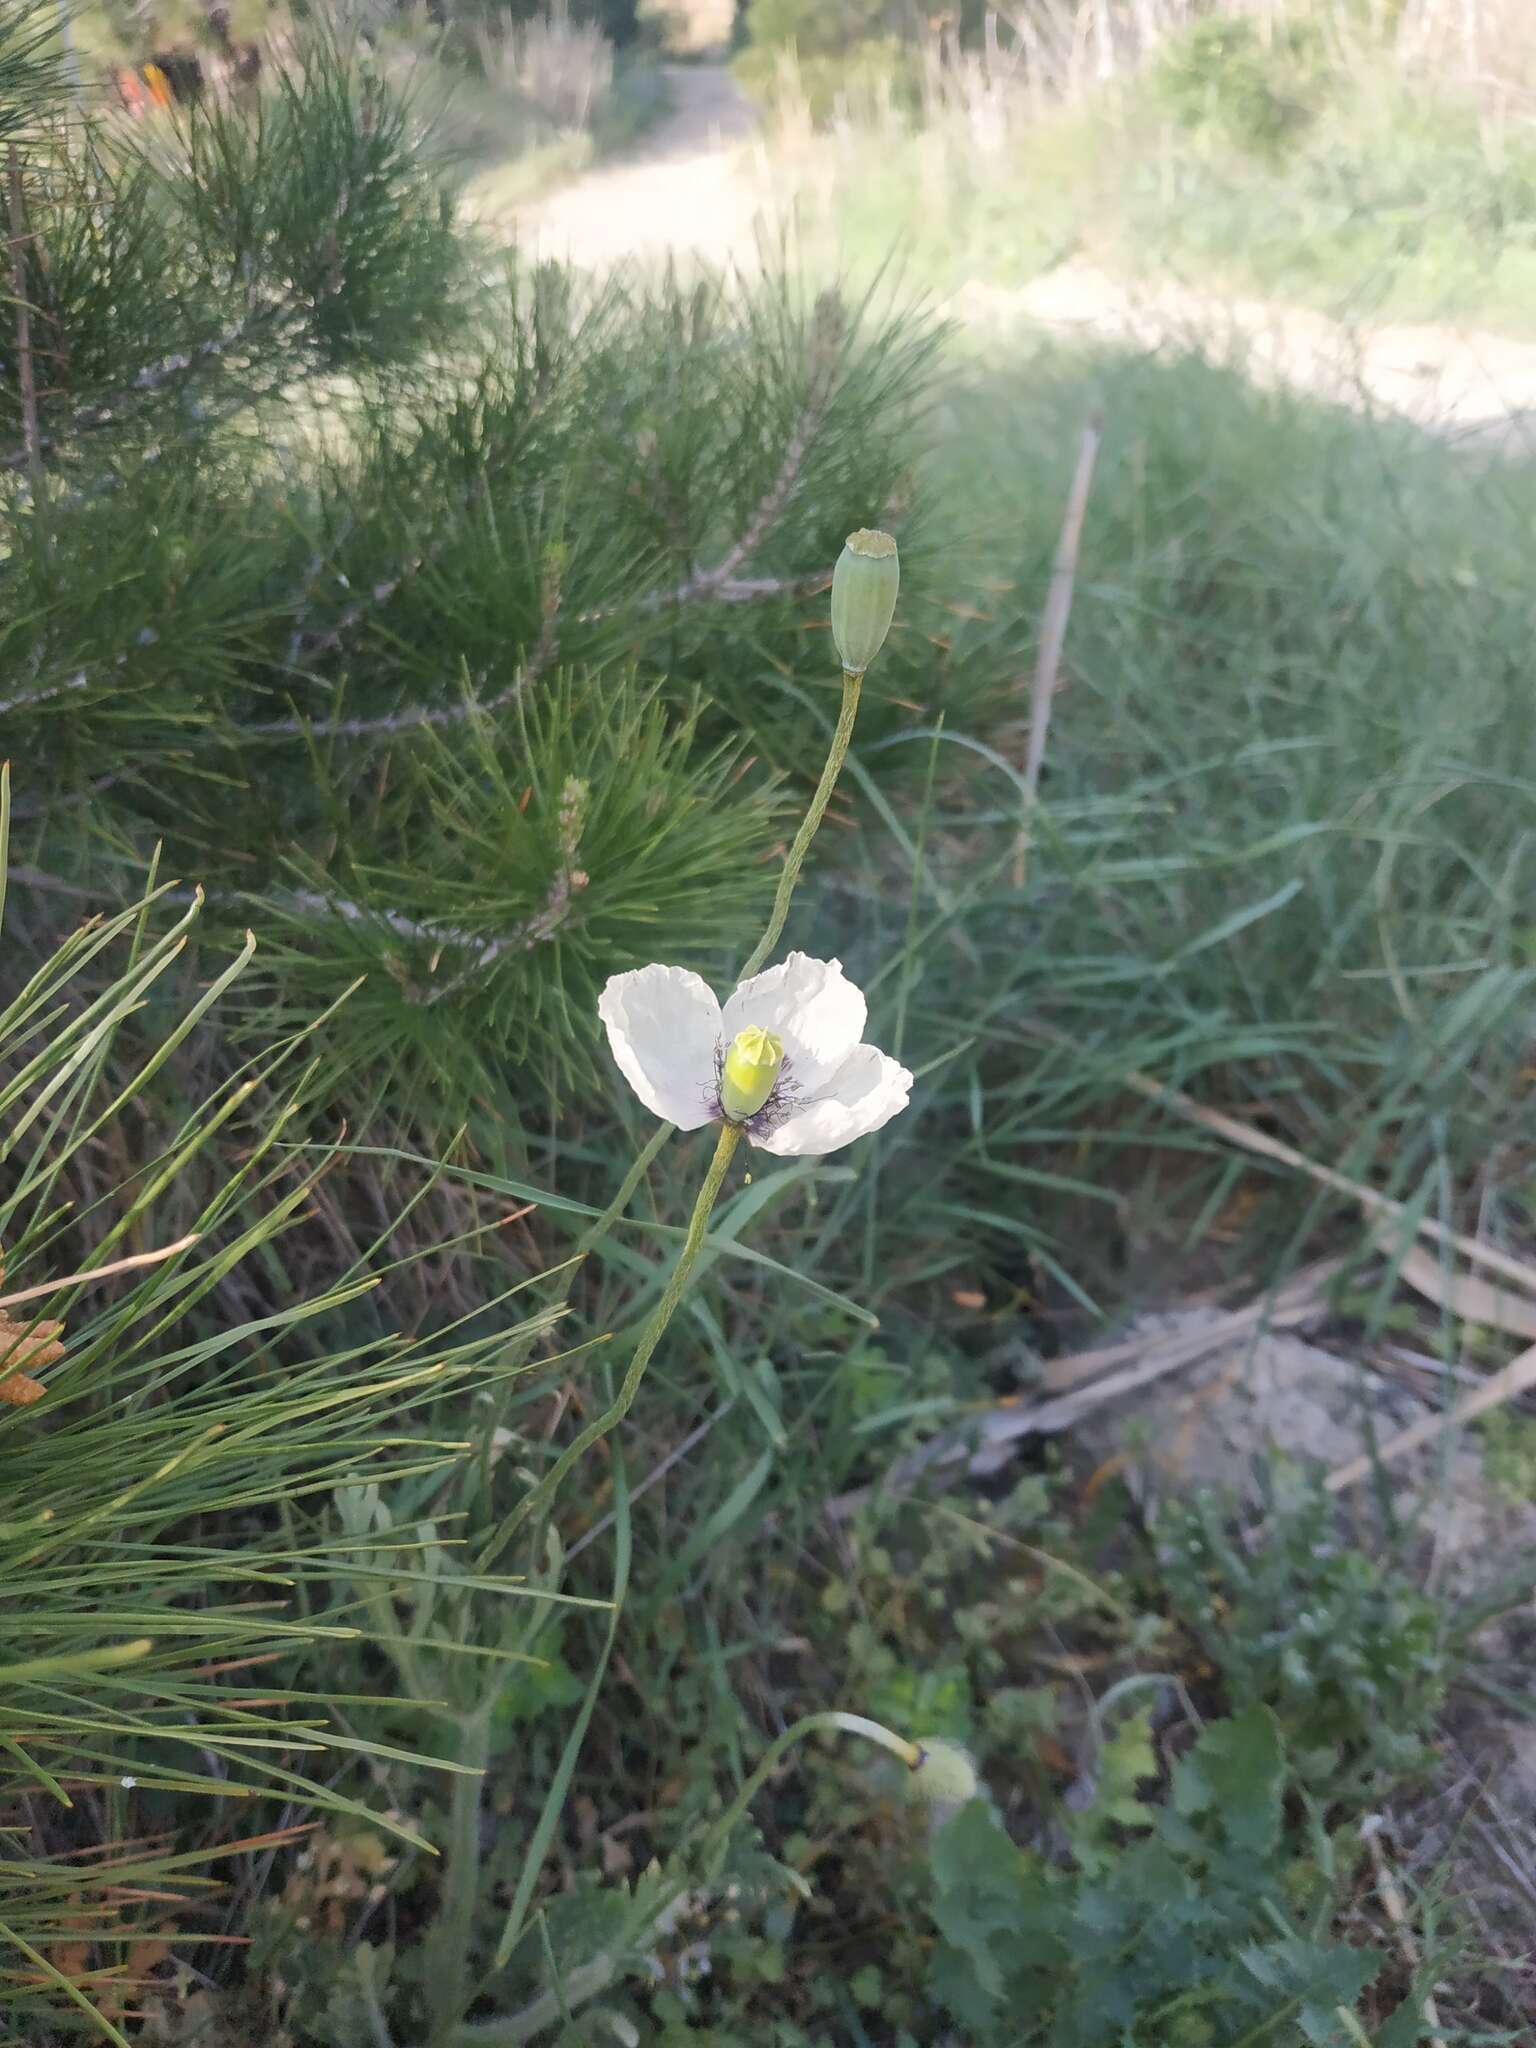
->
[1326,1336,1536,1494]
[1360,1817,1448,2048]
[825,1258,1338,1520]
[1103,1055,1536,1305]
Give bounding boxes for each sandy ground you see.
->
[960,265,1536,460]
[515,63,763,271]
[518,65,1536,457]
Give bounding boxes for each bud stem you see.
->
[448,1711,921,2048]
[688,1712,921,1889]
[738,666,863,981]
[826,1710,924,1767]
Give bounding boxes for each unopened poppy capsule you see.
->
[719,1026,783,1122]
[830,528,899,676]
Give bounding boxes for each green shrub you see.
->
[741,0,903,60]
[924,1709,1390,2046]
[735,0,922,121]
[1159,1471,1446,1792]
[735,31,920,122]
[410,0,641,45]
[1149,14,1333,161]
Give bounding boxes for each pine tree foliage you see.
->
[0,2,69,146]
[1,26,938,1120]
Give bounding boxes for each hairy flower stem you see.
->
[509,669,868,1545]
[687,1713,921,1881]
[739,666,863,981]
[486,1122,741,1564]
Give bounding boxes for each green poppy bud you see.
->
[719,1026,783,1122]
[908,1738,980,1808]
[830,528,899,676]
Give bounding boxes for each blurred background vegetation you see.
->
[742,0,1536,330]
[7,1,1536,2043]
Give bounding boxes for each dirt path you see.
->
[960,265,1536,460]
[518,66,1536,457]
[515,63,762,271]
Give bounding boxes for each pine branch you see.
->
[4,864,100,900]
[669,288,847,605]
[284,555,427,671]
[132,773,591,997]
[0,318,283,473]
[264,560,821,746]
[263,847,588,996]
[422,776,589,1005]
[695,572,822,605]
[627,569,826,618]
[20,868,571,963]
[8,773,124,820]
[269,777,589,998]
[0,616,170,722]
[276,532,818,722]
[257,544,566,740]
[0,668,88,718]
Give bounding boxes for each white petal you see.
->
[751,1043,913,1156]
[721,953,866,1096]
[598,964,722,1130]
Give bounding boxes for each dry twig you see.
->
[1327,1338,1536,1494]
[1360,1817,1448,2048]
[6,145,44,506]
[1101,1053,1536,1304]
[824,1259,1339,1519]
[1014,411,1102,886]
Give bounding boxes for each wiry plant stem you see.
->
[739,665,863,980]
[574,1121,673,1259]
[428,1699,495,2047]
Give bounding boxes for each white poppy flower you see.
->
[598,952,913,1156]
